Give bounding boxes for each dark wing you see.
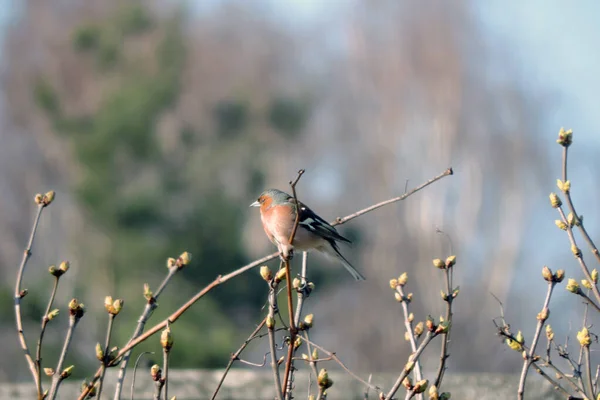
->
[296,202,351,243]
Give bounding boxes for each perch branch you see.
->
[282,169,304,399]
[79,168,453,399]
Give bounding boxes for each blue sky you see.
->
[477,1,600,146]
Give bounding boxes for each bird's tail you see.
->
[324,242,366,281]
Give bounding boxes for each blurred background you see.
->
[1,0,600,384]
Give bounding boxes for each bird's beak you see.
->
[249,201,260,208]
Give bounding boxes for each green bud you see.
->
[549,193,562,208]
[61,365,74,379]
[555,220,567,231]
[47,308,59,321]
[556,127,573,147]
[578,327,591,347]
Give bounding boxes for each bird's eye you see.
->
[258,197,262,203]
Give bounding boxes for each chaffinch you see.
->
[250,188,366,281]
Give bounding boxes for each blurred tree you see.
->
[1,0,313,377]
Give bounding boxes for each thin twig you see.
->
[584,346,594,400]
[434,265,453,388]
[48,315,79,399]
[131,351,154,400]
[210,318,267,400]
[237,354,268,367]
[562,146,600,265]
[285,251,309,399]
[268,281,284,400]
[162,347,170,400]
[517,281,555,400]
[333,168,453,226]
[35,275,60,396]
[532,362,580,399]
[80,169,453,399]
[557,206,600,306]
[282,169,305,399]
[394,285,423,390]
[542,360,588,397]
[114,266,179,400]
[14,204,44,396]
[386,331,437,400]
[97,313,116,399]
[364,374,372,400]
[303,337,381,392]
[303,331,320,399]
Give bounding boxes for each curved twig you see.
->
[14,204,44,396]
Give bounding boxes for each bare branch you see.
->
[130,351,154,400]
[562,146,600,265]
[386,331,437,400]
[35,275,60,396]
[268,279,284,400]
[303,337,380,392]
[14,203,45,396]
[282,169,305,399]
[517,280,555,399]
[79,169,453,399]
[210,318,267,399]
[114,266,180,400]
[48,314,80,399]
[97,313,116,399]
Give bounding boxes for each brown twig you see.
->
[96,313,116,399]
[282,169,305,399]
[210,318,267,400]
[517,280,555,400]
[285,251,309,399]
[434,265,453,388]
[114,266,179,400]
[162,346,170,400]
[48,315,79,399]
[556,206,600,307]
[303,331,320,398]
[386,331,437,400]
[562,146,600,265]
[267,280,284,400]
[531,362,577,399]
[332,168,453,226]
[394,285,423,390]
[303,337,380,392]
[494,292,588,399]
[14,204,44,396]
[35,275,60,397]
[79,169,453,399]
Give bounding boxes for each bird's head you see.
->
[249,188,292,210]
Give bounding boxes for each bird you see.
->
[250,188,365,281]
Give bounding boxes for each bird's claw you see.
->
[279,247,294,262]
